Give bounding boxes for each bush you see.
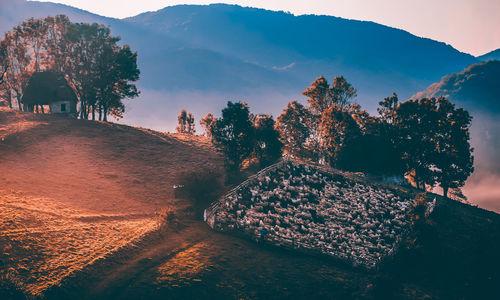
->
[176,169,225,209]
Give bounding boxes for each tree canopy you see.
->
[274,75,474,198]
[0,15,140,120]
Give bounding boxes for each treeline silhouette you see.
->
[0,15,140,121]
[186,76,473,199]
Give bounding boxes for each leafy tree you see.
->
[186,112,195,134]
[395,98,439,190]
[302,76,331,114]
[302,75,357,114]
[378,92,399,125]
[0,16,140,120]
[331,75,357,110]
[276,100,316,159]
[94,43,140,121]
[432,97,474,197]
[1,28,31,110]
[299,75,357,163]
[0,40,7,85]
[253,114,282,166]
[200,113,216,137]
[211,101,255,171]
[176,109,195,134]
[320,105,361,167]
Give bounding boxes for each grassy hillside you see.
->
[0,108,222,297]
[0,109,499,299]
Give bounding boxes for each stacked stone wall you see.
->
[205,159,416,269]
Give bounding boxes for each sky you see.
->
[30,0,500,56]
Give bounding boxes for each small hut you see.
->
[22,71,77,115]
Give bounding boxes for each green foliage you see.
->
[210,102,283,173]
[0,15,140,120]
[302,75,357,114]
[320,105,361,167]
[176,109,195,134]
[211,101,256,171]
[390,96,474,195]
[432,97,474,197]
[275,100,316,159]
[253,114,283,167]
[200,113,216,137]
[276,77,473,196]
[394,98,439,189]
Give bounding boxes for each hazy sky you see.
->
[33,0,500,56]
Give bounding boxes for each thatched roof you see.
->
[22,71,77,105]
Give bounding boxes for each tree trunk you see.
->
[7,93,12,109]
[80,100,85,119]
[443,186,449,198]
[41,105,44,114]
[36,104,39,114]
[91,104,95,120]
[103,106,108,122]
[99,104,102,121]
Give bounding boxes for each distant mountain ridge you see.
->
[123,4,479,102]
[413,60,500,112]
[477,49,500,62]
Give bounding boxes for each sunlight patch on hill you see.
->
[0,191,157,297]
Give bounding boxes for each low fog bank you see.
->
[463,112,500,213]
[119,88,296,133]
[119,88,499,213]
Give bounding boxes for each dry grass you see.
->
[155,241,214,288]
[0,189,158,297]
[0,110,222,297]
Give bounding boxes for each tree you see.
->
[200,113,216,137]
[0,40,7,85]
[320,105,361,167]
[300,75,357,163]
[186,112,195,134]
[276,100,316,159]
[395,98,439,190]
[176,109,195,134]
[211,101,255,171]
[95,43,140,121]
[378,92,399,125]
[302,76,331,114]
[432,97,474,198]
[0,16,140,120]
[176,109,187,133]
[302,75,357,114]
[1,28,31,110]
[331,75,357,110]
[253,114,282,166]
